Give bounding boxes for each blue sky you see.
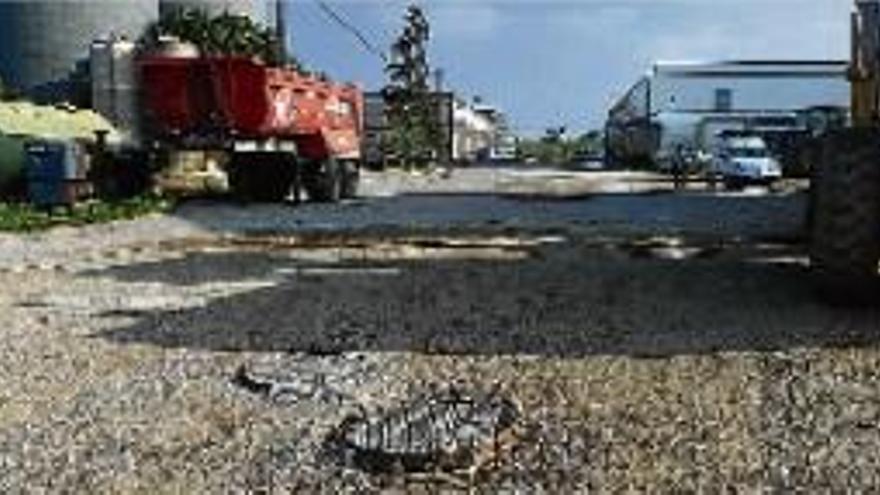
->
[285,0,849,136]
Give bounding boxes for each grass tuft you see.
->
[0,195,173,232]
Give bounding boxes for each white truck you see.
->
[710,134,782,189]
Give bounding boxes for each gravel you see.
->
[1,166,878,492]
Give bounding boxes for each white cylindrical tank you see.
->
[90,38,141,143]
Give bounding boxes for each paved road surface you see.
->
[3,167,879,492]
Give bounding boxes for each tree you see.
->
[574,130,604,156]
[146,7,295,68]
[0,76,22,102]
[382,5,442,169]
[517,128,604,165]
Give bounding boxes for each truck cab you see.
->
[711,134,782,188]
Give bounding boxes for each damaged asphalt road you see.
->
[2,167,880,492]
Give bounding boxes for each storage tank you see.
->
[0,1,159,103]
[90,38,142,143]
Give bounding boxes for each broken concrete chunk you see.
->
[327,388,519,474]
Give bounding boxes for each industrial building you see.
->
[605,60,849,168]
[361,91,455,168]
[361,92,518,167]
[0,0,278,104]
[452,101,517,162]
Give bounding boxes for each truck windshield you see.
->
[730,147,767,158]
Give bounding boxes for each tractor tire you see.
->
[340,160,360,199]
[255,155,294,202]
[809,128,880,305]
[304,158,342,203]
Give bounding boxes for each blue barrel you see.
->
[25,139,85,207]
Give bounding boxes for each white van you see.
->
[711,135,782,188]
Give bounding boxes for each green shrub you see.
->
[0,195,172,232]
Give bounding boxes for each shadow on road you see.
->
[87,232,880,359]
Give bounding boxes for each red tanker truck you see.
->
[139,55,364,202]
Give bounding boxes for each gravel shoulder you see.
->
[1,167,877,492]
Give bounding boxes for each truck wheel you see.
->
[723,177,742,191]
[810,128,880,305]
[304,159,342,203]
[228,153,293,203]
[340,160,360,199]
[227,155,254,202]
[254,154,294,202]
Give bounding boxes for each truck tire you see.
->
[227,155,254,202]
[723,176,743,191]
[340,160,360,199]
[228,153,293,203]
[810,128,880,305]
[256,154,294,202]
[304,159,342,203]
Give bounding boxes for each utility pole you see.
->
[433,68,445,92]
[276,0,288,63]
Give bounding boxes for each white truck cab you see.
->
[711,135,782,188]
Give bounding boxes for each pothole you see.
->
[326,388,520,475]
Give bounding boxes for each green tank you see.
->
[0,134,25,195]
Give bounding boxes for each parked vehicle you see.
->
[139,55,364,202]
[571,152,606,171]
[710,134,782,189]
[656,145,706,175]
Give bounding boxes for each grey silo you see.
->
[0,1,159,102]
[0,1,279,104]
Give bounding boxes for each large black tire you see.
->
[228,153,293,203]
[803,137,823,236]
[723,176,744,191]
[340,160,360,199]
[810,128,880,305]
[303,158,342,203]
[227,155,254,202]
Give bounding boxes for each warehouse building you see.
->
[605,60,849,168]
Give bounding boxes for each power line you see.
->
[314,0,388,63]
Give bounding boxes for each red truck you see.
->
[139,55,364,202]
